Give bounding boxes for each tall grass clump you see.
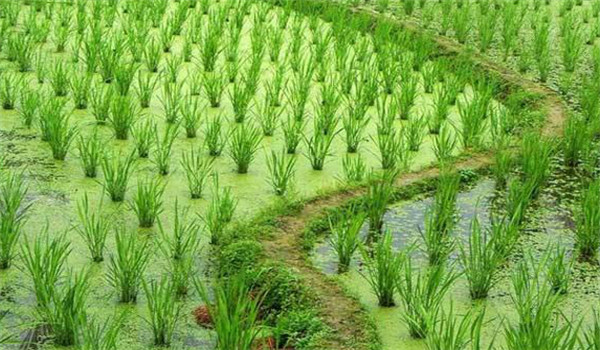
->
[503,259,579,350]
[76,132,103,178]
[43,106,78,161]
[132,119,154,158]
[459,215,501,299]
[304,128,338,171]
[360,231,403,307]
[228,124,262,174]
[426,303,487,350]
[109,95,139,140]
[181,148,213,199]
[107,228,150,303]
[575,179,600,262]
[82,315,122,350]
[101,151,136,202]
[143,278,182,347]
[195,274,262,350]
[39,269,90,346]
[364,171,396,238]
[342,154,366,183]
[129,177,165,228]
[153,125,179,176]
[562,114,589,167]
[0,171,29,269]
[202,177,237,245]
[76,193,110,263]
[21,232,71,308]
[205,115,226,156]
[520,132,554,198]
[329,210,366,273]
[396,261,459,339]
[546,245,572,295]
[266,149,296,196]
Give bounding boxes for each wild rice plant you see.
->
[82,315,122,350]
[109,95,139,140]
[520,133,554,198]
[49,60,70,97]
[199,19,221,72]
[135,72,157,109]
[76,132,103,178]
[304,127,337,171]
[101,151,137,202]
[203,73,226,108]
[0,72,22,110]
[0,172,29,269]
[181,95,202,138]
[533,16,551,82]
[159,82,182,124]
[70,71,91,109]
[76,193,110,263]
[397,74,418,120]
[373,130,404,170]
[153,125,179,175]
[132,119,155,158]
[282,116,304,154]
[163,55,182,83]
[181,148,213,199]
[575,179,600,262]
[342,113,368,153]
[406,115,427,152]
[195,274,262,350]
[21,232,71,308]
[130,177,165,228]
[18,88,39,128]
[581,310,600,349]
[205,115,225,156]
[456,98,487,149]
[342,154,366,183]
[459,215,501,299]
[203,177,237,245]
[422,208,455,266]
[365,171,396,237]
[228,124,262,174]
[562,114,589,167]
[256,99,283,137]
[562,21,585,72]
[432,125,456,165]
[329,210,366,273]
[107,228,150,303]
[39,269,90,346]
[396,261,459,339]
[144,39,162,73]
[46,110,78,161]
[546,245,572,295]
[504,259,579,350]
[426,303,486,350]
[360,231,403,307]
[143,278,182,346]
[159,201,200,261]
[266,149,296,196]
[90,84,113,124]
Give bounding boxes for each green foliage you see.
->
[0,171,29,269]
[360,231,403,307]
[76,193,110,263]
[143,278,182,346]
[107,228,150,303]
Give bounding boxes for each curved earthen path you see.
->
[258,4,569,349]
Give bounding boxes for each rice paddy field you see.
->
[0,0,597,349]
